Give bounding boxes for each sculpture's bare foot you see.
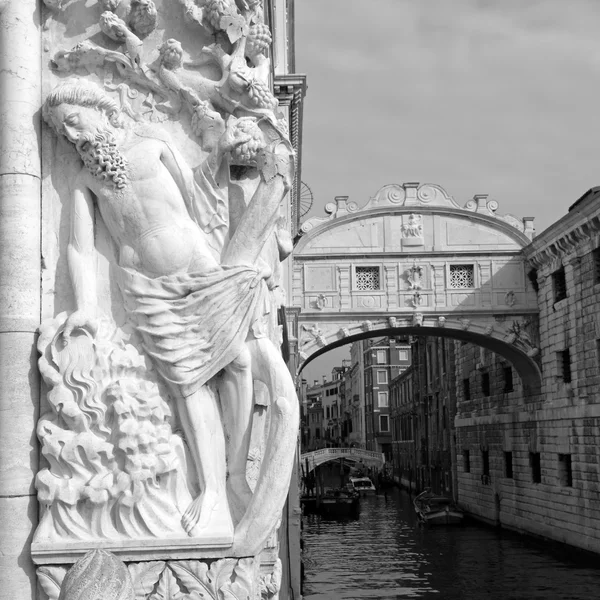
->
[182,491,233,538]
[227,474,253,524]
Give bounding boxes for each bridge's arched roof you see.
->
[296,182,534,254]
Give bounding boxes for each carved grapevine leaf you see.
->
[219,558,255,600]
[171,559,245,599]
[220,14,247,44]
[37,566,67,600]
[258,151,291,183]
[128,561,166,600]
[207,558,238,595]
[169,561,211,596]
[151,566,183,600]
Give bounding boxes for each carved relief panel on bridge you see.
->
[401,213,424,246]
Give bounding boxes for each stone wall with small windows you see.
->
[295,181,600,553]
[455,187,600,553]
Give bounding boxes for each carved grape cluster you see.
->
[230,117,265,165]
[247,76,278,110]
[247,22,272,57]
[204,0,238,30]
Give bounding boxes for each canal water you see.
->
[302,488,600,599]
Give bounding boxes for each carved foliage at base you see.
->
[35,314,191,544]
[37,550,281,600]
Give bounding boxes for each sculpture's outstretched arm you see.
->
[64,179,100,338]
[159,139,196,206]
[221,138,294,268]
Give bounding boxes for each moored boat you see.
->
[319,487,360,517]
[349,476,377,495]
[414,489,464,525]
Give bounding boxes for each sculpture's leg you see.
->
[219,346,254,525]
[232,337,299,555]
[175,385,234,538]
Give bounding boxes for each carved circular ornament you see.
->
[417,185,436,203]
[385,186,406,204]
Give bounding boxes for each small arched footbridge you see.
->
[300,447,385,473]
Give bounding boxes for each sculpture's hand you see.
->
[257,260,276,290]
[63,307,103,340]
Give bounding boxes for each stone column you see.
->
[0,1,41,599]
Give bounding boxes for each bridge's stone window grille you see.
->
[355,265,381,290]
[504,451,513,478]
[552,266,567,302]
[530,452,542,483]
[558,453,573,487]
[448,264,475,288]
[463,449,471,473]
[558,349,572,383]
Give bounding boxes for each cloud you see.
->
[296,0,600,233]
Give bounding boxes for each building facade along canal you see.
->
[291,182,600,554]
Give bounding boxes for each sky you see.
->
[294,0,600,383]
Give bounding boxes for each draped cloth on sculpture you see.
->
[119,265,269,397]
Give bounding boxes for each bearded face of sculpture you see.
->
[46,102,128,189]
[47,103,107,146]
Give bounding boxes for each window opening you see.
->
[528,268,539,293]
[482,450,490,476]
[559,349,572,383]
[463,450,471,473]
[503,366,514,393]
[355,266,381,290]
[552,267,567,302]
[481,372,490,397]
[593,248,600,284]
[463,378,471,401]
[504,451,513,478]
[530,452,541,483]
[449,264,475,289]
[558,454,573,487]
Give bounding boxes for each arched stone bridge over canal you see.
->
[300,447,385,473]
[290,182,541,393]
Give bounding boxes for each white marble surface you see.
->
[36,0,299,570]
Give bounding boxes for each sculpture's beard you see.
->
[76,126,128,190]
